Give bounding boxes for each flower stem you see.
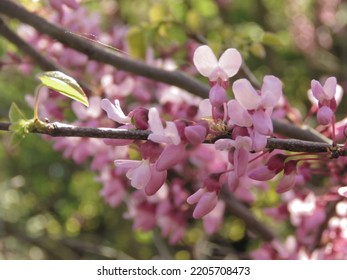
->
[33,84,44,120]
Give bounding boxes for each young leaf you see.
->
[8,102,33,145]
[36,71,89,107]
[9,102,26,123]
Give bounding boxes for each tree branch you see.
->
[0,0,210,99]
[0,0,331,143]
[0,121,337,154]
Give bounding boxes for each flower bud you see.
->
[209,84,227,107]
[184,125,207,145]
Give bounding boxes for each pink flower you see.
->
[187,174,221,219]
[193,45,242,86]
[310,77,342,125]
[187,189,219,219]
[100,98,131,124]
[148,108,181,145]
[155,144,186,171]
[232,76,282,112]
[215,136,252,177]
[227,100,253,127]
[114,159,151,189]
[230,76,282,150]
[144,165,167,196]
[249,153,286,181]
[316,105,334,125]
[209,84,227,106]
[184,124,208,145]
[276,160,298,193]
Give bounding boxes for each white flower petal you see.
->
[100,98,131,124]
[193,45,218,77]
[232,79,261,110]
[148,107,164,134]
[218,48,242,78]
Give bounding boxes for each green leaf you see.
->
[36,71,89,107]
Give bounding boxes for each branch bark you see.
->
[0,121,336,153]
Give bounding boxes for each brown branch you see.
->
[0,0,210,99]
[0,121,337,154]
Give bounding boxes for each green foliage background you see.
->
[1,0,347,259]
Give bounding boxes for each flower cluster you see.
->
[8,0,347,259]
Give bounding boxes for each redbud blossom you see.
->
[193,45,242,86]
[188,190,218,219]
[155,144,186,171]
[131,107,149,130]
[115,159,151,189]
[209,84,227,106]
[187,174,221,219]
[227,100,253,127]
[232,76,282,111]
[215,136,252,177]
[148,108,181,145]
[310,77,342,125]
[144,165,167,196]
[276,160,298,193]
[317,105,334,125]
[100,98,131,124]
[184,124,208,145]
[249,154,286,181]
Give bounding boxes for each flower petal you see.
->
[128,160,151,189]
[148,107,164,135]
[232,79,261,110]
[311,80,326,101]
[218,48,242,78]
[317,106,333,125]
[193,191,218,219]
[252,110,273,135]
[227,100,253,127]
[100,98,131,124]
[164,122,181,145]
[144,166,167,196]
[323,77,337,100]
[193,45,218,77]
[155,144,186,171]
[260,75,282,108]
